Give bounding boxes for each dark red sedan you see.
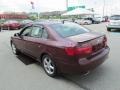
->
[10,21,110,77]
[1,20,21,30]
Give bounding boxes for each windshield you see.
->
[50,23,89,38]
[110,15,120,20]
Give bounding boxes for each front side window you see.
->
[21,27,32,36]
[21,25,48,39]
[30,26,43,38]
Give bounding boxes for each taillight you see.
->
[65,47,75,56]
[65,46,92,56]
[76,47,92,55]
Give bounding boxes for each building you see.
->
[0,13,28,19]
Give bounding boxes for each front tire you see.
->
[84,22,88,25]
[42,55,57,77]
[11,42,20,55]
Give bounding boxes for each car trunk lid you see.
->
[66,33,106,58]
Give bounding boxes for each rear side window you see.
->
[50,23,89,38]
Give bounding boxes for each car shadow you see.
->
[16,53,37,65]
[16,53,108,79]
[16,54,84,85]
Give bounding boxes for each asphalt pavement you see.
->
[0,23,120,90]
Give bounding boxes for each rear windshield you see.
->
[110,15,120,20]
[50,23,89,38]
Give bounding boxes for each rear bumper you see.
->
[56,47,110,74]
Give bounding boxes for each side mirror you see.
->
[14,33,20,37]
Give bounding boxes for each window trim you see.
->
[31,25,49,39]
[19,24,49,39]
[41,27,49,39]
[30,26,43,38]
[20,26,33,37]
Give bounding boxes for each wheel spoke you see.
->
[44,58,49,65]
[49,65,54,70]
[44,63,48,68]
[48,67,51,73]
[48,59,51,64]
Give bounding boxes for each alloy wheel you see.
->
[43,56,56,76]
[11,43,17,54]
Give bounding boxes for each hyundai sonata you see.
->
[11,21,110,77]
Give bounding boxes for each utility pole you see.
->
[30,1,39,20]
[31,1,35,11]
[103,0,105,17]
[66,0,68,10]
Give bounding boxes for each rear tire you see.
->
[107,28,111,32]
[42,55,57,77]
[11,42,20,55]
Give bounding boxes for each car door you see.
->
[24,25,48,58]
[14,26,32,53]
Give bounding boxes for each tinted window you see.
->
[110,15,120,20]
[42,29,48,39]
[30,26,43,38]
[21,27,32,36]
[50,23,89,38]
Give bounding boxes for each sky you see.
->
[0,0,120,15]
